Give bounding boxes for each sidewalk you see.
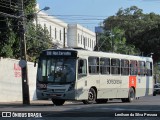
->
[0,100,76,106]
[0,100,54,106]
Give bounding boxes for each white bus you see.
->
[35,48,153,105]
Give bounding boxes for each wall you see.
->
[0,58,37,102]
[67,24,77,47]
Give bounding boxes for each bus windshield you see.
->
[37,58,76,84]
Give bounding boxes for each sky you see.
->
[37,0,160,32]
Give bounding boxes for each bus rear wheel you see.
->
[153,91,156,96]
[82,88,96,104]
[121,98,127,102]
[51,99,65,106]
[96,99,108,104]
[122,87,135,103]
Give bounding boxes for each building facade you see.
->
[36,5,96,50]
[36,11,68,48]
[67,24,96,51]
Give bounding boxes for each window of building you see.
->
[78,34,80,43]
[50,26,52,38]
[86,37,87,47]
[55,28,57,39]
[44,24,47,35]
[100,58,110,74]
[60,30,61,41]
[44,24,46,29]
[88,38,89,47]
[121,59,129,75]
[81,35,82,44]
[111,59,120,75]
[83,36,85,46]
[88,57,99,74]
[63,28,66,43]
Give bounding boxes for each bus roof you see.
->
[42,48,153,62]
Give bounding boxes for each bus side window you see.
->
[121,59,129,75]
[100,57,110,74]
[111,58,120,75]
[78,59,87,78]
[146,62,152,76]
[130,60,137,75]
[88,57,99,74]
[138,61,145,76]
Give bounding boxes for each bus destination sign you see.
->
[43,50,77,57]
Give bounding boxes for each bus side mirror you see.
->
[34,57,39,67]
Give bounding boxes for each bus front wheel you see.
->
[82,88,96,104]
[51,99,65,106]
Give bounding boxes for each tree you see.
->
[0,0,19,58]
[0,0,53,61]
[103,6,160,62]
[0,19,16,58]
[96,27,139,55]
[26,22,52,61]
[0,0,35,58]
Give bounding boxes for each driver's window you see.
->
[78,59,87,78]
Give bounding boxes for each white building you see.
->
[36,5,96,50]
[67,24,96,51]
[36,11,68,48]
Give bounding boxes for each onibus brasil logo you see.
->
[1,112,42,118]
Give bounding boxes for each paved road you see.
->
[0,95,160,120]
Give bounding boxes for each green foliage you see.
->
[154,64,160,83]
[0,18,16,57]
[103,6,160,62]
[0,0,53,61]
[97,27,139,55]
[26,22,52,61]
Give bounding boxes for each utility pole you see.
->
[18,0,30,105]
[95,33,99,51]
[95,26,103,51]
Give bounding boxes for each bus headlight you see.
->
[37,83,47,90]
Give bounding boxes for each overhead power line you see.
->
[0,0,21,6]
[38,16,104,21]
[0,11,20,18]
[49,14,108,17]
[0,1,21,10]
[38,14,108,19]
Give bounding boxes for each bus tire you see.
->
[51,99,65,106]
[121,98,127,102]
[126,87,135,102]
[153,92,156,96]
[96,99,108,104]
[82,88,96,104]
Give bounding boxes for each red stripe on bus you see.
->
[129,76,136,88]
